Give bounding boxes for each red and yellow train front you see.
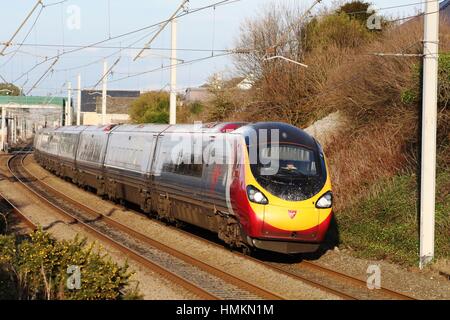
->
[231,128,333,254]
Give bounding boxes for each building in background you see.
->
[80,89,140,125]
[183,87,214,104]
[0,96,65,151]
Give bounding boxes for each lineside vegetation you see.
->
[180,1,450,265]
[0,227,140,300]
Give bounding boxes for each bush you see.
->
[305,13,372,51]
[231,3,375,126]
[177,101,207,123]
[0,83,21,96]
[0,230,138,300]
[129,92,170,124]
[336,1,372,25]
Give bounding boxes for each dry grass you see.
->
[209,4,450,264]
[211,9,450,217]
[327,117,416,212]
[320,19,450,211]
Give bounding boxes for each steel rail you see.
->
[0,156,37,232]
[15,154,284,300]
[25,153,417,300]
[298,260,416,300]
[0,194,37,232]
[8,154,218,300]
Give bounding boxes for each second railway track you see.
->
[8,153,283,301]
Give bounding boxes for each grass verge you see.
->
[337,166,450,267]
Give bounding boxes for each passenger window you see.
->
[160,135,204,178]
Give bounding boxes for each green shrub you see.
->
[0,83,21,96]
[336,1,372,25]
[129,92,170,124]
[400,89,418,105]
[403,54,450,108]
[0,230,138,300]
[189,102,204,115]
[304,13,372,51]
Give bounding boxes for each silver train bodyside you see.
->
[34,123,246,248]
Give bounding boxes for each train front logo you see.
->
[288,210,297,219]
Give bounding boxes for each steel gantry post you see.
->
[170,19,177,125]
[419,0,439,269]
[77,74,82,126]
[102,60,108,125]
[1,107,6,151]
[67,82,72,126]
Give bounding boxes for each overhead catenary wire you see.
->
[26,57,59,95]
[43,0,68,8]
[92,57,121,89]
[9,0,240,85]
[0,0,43,56]
[52,27,161,73]
[3,43,233,52]
[0,4,45,69]
[316,0,443,18]
[2,0,437,94]
[133,0,189,61]
[93,52,234,86]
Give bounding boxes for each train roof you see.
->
[42,122,248,135]
[236,122,318,149]
[39,122,316,149]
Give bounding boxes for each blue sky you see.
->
[0,0,429,96]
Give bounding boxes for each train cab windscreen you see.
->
[250,144,327,201]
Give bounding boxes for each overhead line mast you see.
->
[419,0,439,269]
[133,0,189,125]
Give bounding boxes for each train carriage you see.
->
[74,125,112,192]
[103,124,169,208]
[34,122,333,255]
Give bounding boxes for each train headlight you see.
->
[316,192,333,209]
[247,186,269,205]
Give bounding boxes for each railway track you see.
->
[286,259,415,300]
[163,227,417,300]
[8,153,283,301]
[171,232,416,300]
[0,192,37,233]
[21,153,417,300]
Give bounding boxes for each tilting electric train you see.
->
[33,122,333,254]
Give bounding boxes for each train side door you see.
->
[202,134,229,214]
